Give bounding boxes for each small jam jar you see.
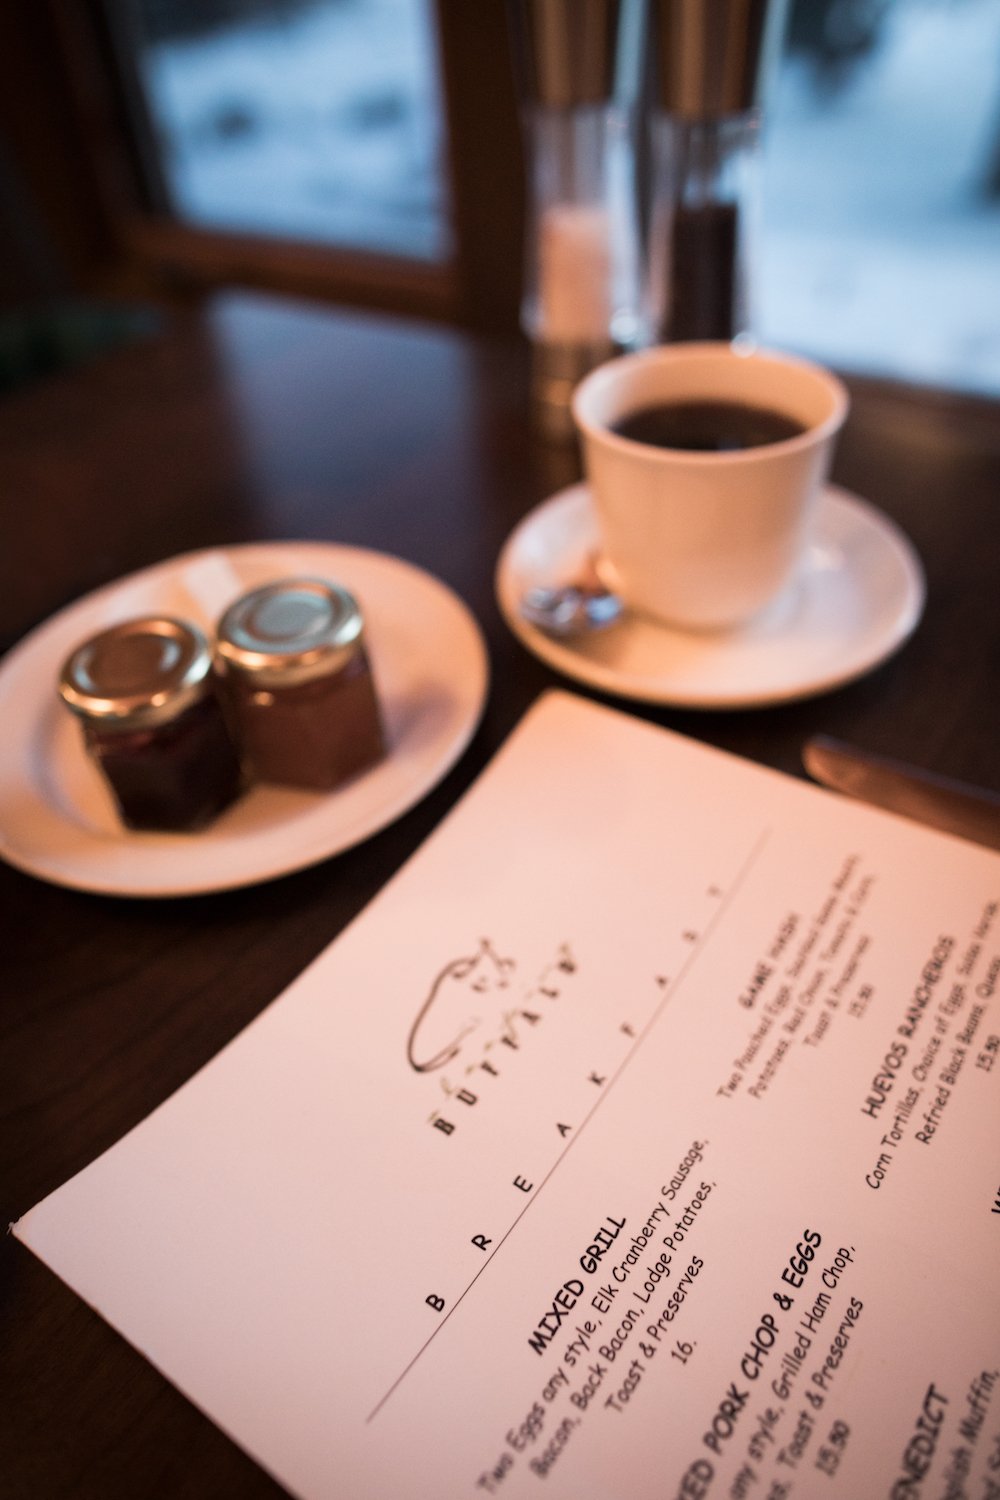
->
[215,577,385,791]
[58,616,243,832]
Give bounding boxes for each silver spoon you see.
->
[519,554,624,638]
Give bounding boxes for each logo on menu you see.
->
[407,937,578,1136]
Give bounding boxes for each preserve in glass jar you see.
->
[214,577,384,791]
[58,616,243,831]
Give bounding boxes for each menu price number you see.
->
[814,1419,851,1478]
[975,1033,999,1073]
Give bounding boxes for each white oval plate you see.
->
[496,483,924,710]
[0,542,489,897]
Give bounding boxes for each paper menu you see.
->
[14,690,1000,1500]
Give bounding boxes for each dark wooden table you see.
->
[2,291,997,1497]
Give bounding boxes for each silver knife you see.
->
[803,735,1000,852]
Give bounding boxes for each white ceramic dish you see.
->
[496,483,924,710]
[0,542,489,896]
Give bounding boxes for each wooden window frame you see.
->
[27,0,526,334]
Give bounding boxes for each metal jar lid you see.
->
[508,0,622,109]
[215,578,365,688]
[650,0,788,120]
[59,616,214,729]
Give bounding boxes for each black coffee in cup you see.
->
[612,398,807,453]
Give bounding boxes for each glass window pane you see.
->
[759,0,1000,395]
[122,0,451,261]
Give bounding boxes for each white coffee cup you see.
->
[571,342,849,631]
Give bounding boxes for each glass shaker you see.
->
[509,0,642,438]
[644,0,787,345]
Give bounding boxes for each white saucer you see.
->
[496,483,924,710]
[0,542,489,897]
